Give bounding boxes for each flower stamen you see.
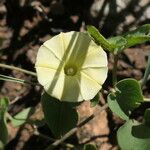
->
[64,65,77,76]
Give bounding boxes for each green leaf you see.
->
[90,94,99,107]
[107,78,143,120]
[123,24,150,48]
[41,92,78,138]
[87,25,114,52]
[11,107,35,127]
[0,98,9,145]
[83,144,97,150]
[87,24,150,54]
[142,53,150,86]
[107,36,127,53]
[144,108,150,126]
[117,120,150,150]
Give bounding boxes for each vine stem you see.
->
[46,103,108,150]
[112,54,118,86]
[0,63,37,77]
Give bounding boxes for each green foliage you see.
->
[117,120,150,150]
[41,92,78,138]
[0,98,9,146]
[107,36,127,53]
[123,24,150,48]
[87,24,150,54]
[90,94,99,107]
[107,79,143,120]
[83,144,97,150]
[87,25,114,52]
[11,107,35,127]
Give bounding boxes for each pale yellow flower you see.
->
[35,31,108,102]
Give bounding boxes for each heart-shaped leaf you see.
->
[107,36,127,53]
[123,24,150,48]
[107,78,143,120]
[117,120,150,150]
[41,92,78,137]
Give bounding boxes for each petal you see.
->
[43,33,64,60]
[79,72,102,100]
[36,67,58,86]
[81,67,108,85]
[44,72,65,100]
[35,45,60,69]
[81,42,108,68]
[63,32,92,67]
[45,74,83,102]
[60,76,83,102]
[62,31,79,51]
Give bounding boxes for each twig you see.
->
[81,134,108,144]
[34,128,74,149]
[46,103,108,150]
[10,96,21,105]
[0,63,37,77]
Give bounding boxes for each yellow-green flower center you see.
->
[64,65,77,76]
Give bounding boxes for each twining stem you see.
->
[112,54,118,86]
[46,103,108,150]
[0,63,37,77]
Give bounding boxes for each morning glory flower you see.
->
[35,31,108,102]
